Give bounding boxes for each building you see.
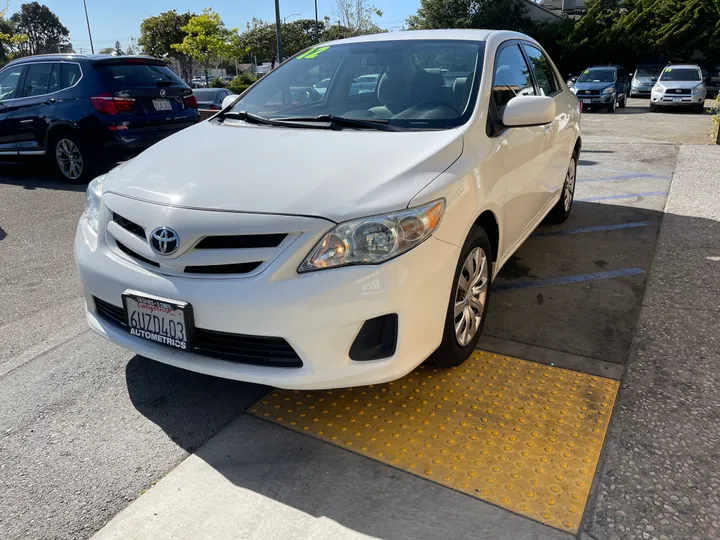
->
[521,0,566,22]
[539,0,588,18]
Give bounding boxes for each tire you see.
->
[607,98,617,112]
[429,225,492,369]
[619,94,627,108]
[544,152,577,225]
[51,131,93,183]
[693,104,705,114]
[649,103,657,113]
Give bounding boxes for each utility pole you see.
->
[274,0,283,65]
[314,0,319,43]
[82,0,95,53]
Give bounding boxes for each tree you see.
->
[139,10,196,81]
[333,0,383,37]
[10,2,70,55]
[172,9,243,82]
[0,13,28,63]
[406,0,531,31]
[98,46,114,55]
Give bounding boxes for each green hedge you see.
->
[227,83,251,95]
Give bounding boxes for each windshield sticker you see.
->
[665,68,672,72]
[584,70,589,74]
[297,46,330,60]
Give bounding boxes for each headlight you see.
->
[693,84,706,94]
[652,85,664,94]
[298,200,445,273]
[570,87,578,94]
[603,87,615,94]
[84,175,106,232]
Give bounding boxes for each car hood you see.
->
[573,81,615,91]
[633,76,657,84]
[655,80,701,89]
[103,120,463,223]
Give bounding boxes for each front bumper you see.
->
[651,93,706,107]
[630,85,653,97]
[75,215,460,390]
[575,93,615,106]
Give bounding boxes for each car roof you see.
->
[5,53,162,67]
[664,64,701,69]
[588,65,621,70]
[321,29,515,47]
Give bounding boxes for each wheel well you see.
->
[474,211,499,262]
[573,137,582,157]
[45,124,78,149]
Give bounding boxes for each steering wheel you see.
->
[412,100,462,115]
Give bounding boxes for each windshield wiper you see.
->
[275,114,403,132]
[217,110,334,129]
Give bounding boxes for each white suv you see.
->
[75,30,581,389]
[650,64,707,113]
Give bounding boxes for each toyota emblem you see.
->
[159,88,167,97]
[150,227,179,255]
[676,89,682,93]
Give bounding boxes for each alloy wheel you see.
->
[564,157,576,212]
[453,247,489,347]
[56,138,84,180]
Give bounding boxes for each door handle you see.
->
[43,98,56,105]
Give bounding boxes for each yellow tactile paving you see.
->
[250,350,618,533]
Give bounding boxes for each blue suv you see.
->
[0,54,200,182]
[570,65,630,112]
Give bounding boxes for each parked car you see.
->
[569,65,630,111]
[312,77,331,96]
[0,53,199,182]
[566,74,578,87]
[350,73,380,95]
[629,63,663,98]
[75,30,581,389]
[650,64,707,113]
[701,66,719,99]
[191,77,207,88]
[193,88,235,110]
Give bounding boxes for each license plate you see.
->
[152,98,172,111]
[581,98,591,104]
[122,291,193,351]
[673,97,683,103]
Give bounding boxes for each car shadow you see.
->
[122,199,720,539]
[0,160,120,191]
[0,225,6,241]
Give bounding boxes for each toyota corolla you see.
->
[75,30,581,389]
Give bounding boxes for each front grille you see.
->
[113,213,146,239]
[116,241,160,268]
[93,297,303,368]
[195,234,287,250]
[184,262,262,274]
[579,89,600,96]
[668,88,691,95]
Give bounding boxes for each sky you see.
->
[7,0,421,54]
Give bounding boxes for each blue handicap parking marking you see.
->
[576,191,667,202]
[532,221,653,237]
[494,268,646,292]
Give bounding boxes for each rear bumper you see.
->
[100,121,198,158]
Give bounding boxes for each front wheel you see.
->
[429,226,492,369]
[52,132,92,183]
[619,94,627,108]
[607,98,617,112]
[544,154,577,224]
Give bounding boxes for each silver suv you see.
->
[650,64,707,113]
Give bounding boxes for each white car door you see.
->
[521,43,570,205]
[491,42,554,253]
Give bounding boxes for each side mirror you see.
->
[502,96,556,127]
[222,94,238,110]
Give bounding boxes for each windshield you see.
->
[228,39,485,130]
[660,68,701,82]
[577,69,616,83]
[635,67,661,78]
[193,89,221,100]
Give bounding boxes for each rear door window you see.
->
[22,63,53,97]
[94,63,185,88]
[521,45,558,96]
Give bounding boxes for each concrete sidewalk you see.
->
[583,145,720,540]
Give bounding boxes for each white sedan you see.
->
[75,29,581,389]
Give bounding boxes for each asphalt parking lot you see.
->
[0,98,718,540]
